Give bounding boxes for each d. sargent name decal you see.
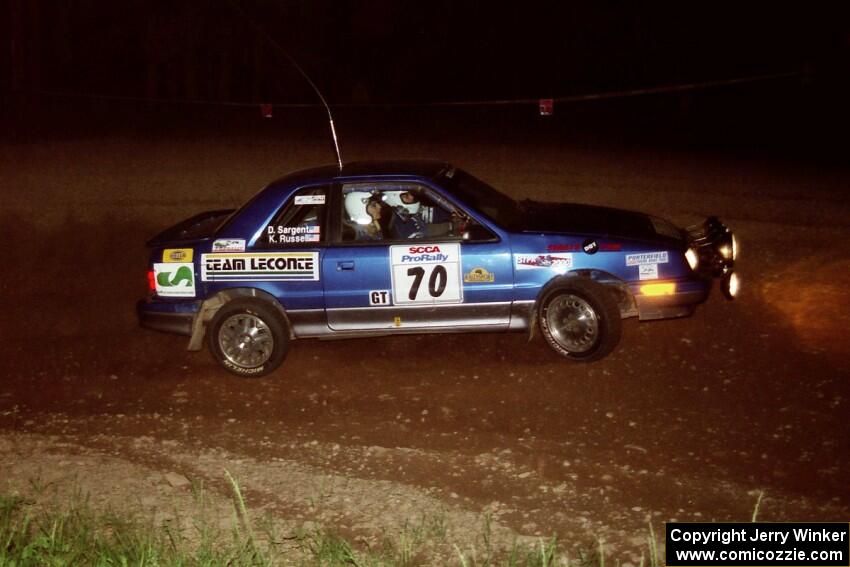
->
[201,252,319,282]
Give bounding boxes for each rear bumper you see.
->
[136,299,199,336]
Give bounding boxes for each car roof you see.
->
[270,160,452,188]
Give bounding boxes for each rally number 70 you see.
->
[406,265,447,301]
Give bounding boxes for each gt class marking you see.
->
[369,290,390,306]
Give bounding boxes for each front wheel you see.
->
[208,299,289,377]
[538,278,622,361]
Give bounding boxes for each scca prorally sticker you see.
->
[515,254,573,271]
[369,290,391,306]
[463,267,495,283]
[638,264,659,280]
[212,239,245,253]
[163,248,193,263]
[201,252,319,282]
[390,244,462,305]
[626,251,669,266]
[154,262,195,297]
[294,194,326,205]
[267,225,320,244]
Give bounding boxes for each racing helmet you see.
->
[344,191,375,225]
[382,190,421,215]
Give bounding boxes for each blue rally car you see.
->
[138,161,738,376]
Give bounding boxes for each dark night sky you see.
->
[6,2,849,105]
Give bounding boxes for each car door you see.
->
[203,185,329,315]
[322,180,513,331]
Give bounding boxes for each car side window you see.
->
[258,185,327,247]
[339,182,489,242]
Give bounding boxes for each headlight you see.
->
[685,248,699,271]
[718,232,737,261]
[721,271,739,300]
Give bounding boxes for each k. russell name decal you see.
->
[201,252,319,281]
[266,225,320,244]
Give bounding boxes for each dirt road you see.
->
[1,131,848,561]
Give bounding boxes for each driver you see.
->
[383,190,457,239]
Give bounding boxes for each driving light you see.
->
[685,248,699,270]
[721,271,739,300]
[641,283,676,296]
[731,233,738,260]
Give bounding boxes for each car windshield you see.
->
[439,168,523,230]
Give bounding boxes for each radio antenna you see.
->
[227,0,343,171]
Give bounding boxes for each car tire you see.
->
[208,299,289,377]
[538,278,622,361]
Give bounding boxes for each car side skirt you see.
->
[287,301,535,339]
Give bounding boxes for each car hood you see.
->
[516,201,684,244]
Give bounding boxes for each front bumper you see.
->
[136,299,200,336]
[634,286,709,320]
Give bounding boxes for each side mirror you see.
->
[461,224,495,242]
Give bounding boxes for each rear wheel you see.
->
[208,299,289,377]
[538,278,622,361]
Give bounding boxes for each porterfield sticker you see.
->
[626,251,669,266]
[154,262,195,297]
[201,252,319,282]
[390,243,462,305]
[638,264,659,280]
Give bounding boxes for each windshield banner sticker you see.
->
[626,251,669,266]
[154,262,196,297]
[201,252,319,282]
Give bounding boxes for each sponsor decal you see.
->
[212,239,245,253]
[582,239,599,254]
[515,254,573,270]
[626,251,669,266]
[599,242,622,251]
[369,290,391,306]
[163,248,193,263]
[639,264,659,280]
[294,194,326,205]
[201,252,319,282]
[390,243,463,305]
[153,262,195,297]
[266,225,321,244]
[463,267,495,283]
[547,243,580,252]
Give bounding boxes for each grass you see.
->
[0,475,663,567]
